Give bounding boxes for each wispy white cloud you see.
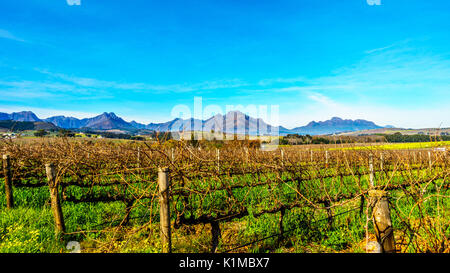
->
[364,40,411,55]
[0,78,114,103]
[276,91,450,129]
[2,39,449,129]
[0,105,99,120]
[307,92,339,107]
[261,41,450,100]
[251,42,450,128]
[364,43,397,54]
[36,69,249,93]
[257,76,307,86]
[0,29,26,43]
[0,80,79,92]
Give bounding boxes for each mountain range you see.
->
[45,112,134,130]
[0,119,59,132]
[291,117,383,135]
[0,110,386,135]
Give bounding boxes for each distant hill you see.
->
[290,117,383,135]
[0,120,59,131]
[145,118,197,132]
[141,111,288,136]
[43,112,135,130]
[79,112,135,130]
[0,110,395,136]
[33,121,60,130]
[0,111,41,122]
[129,120,148,130]
[0,111,135,131]
[203,111,281,135]
[44,116,85,129]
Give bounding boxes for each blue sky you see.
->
[0,0,449,128]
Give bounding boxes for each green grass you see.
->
[0,180,133,253]
[0,163,448,253]
[0,207,61,253]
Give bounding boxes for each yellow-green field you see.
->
[330,141,450,151]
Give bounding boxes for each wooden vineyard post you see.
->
[158,167,171,253]
[368,190,395,253]
[124,199,134,226]
[365,154,374,252]
[359,195,365,217]
[296,175,302,199]
[325,150,329,168]
[278,207,285,243]
[310,150,313,164]
[216,148,220,173]
[428,151,432,171]
[280,149,284,166]
[210,221,221,253]
[369,154,374,188]
[171,148,174,163]
[245,147,249,163]
[380,153,384,172]
[137,146,141,169]
[2,154,14,209]
[323,200,333,229]
[45,163,65,236]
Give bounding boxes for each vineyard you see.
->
[0,137,449,253]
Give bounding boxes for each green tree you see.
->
[34,129,48,137]
[57,129,75,137]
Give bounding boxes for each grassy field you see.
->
[329,141,450,151]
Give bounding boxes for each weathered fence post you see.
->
[158,167,171,253]
[216,148,220,172]
[124,199,134,225]
[245,147,249,163]
[280,149,284,165]
[428,151,432,171]
[3,154,14,209]
[359,195,365,217]
[278,207,285,243]
[380,153,384,172]
[171,148,174,163]
[296,176,302,200]
[137,146,141,169]
[325,150,329,168]
[369,154,374,188]
[324,200,333,229]
[310,150,313,163]
[368,190,395,253]
[210,221,221,253]
[45,163,65,235]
